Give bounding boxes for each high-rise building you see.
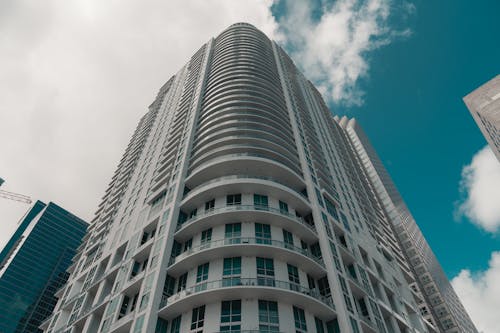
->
[0,200,87,333]
[45,23,476,333]
[463,74,500,162]
[339,118,477,332]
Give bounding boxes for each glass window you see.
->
[279,200,288,213]
[220,300,241,331]
[227,194,242,206]
[350,317,360,333]
[171,315,181,333]
[258,300,280,331]
[163,275,176,297]
[254,194,268,209]
[225,223,241,244]
[283,229,294,248]
[184,238,192,252]
[287,264,300,291]
[177,272,187,292]
[256,257,275,286]
[255,223,271,244]
[325,198,339,220]
[293,306,307,332]
[315,317,325,333]
[191,305,205,332]
[201,228,212,246]
[318,276,331,297]
[223,257,242,286]
[205,199,215,212]
[196,263,209,283]
[310,242,322,259]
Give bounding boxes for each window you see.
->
[201,228,212,248]
[223,257,241,286]
[177,272,187,292]
[254,194,268,210]
[256,257,275,286]
[350,317,360,333]
[255,223,271,244]
[184,238,193,252]
[227,194,242,206]
[315,317,325,333]
[318,276,331,297]
[283,229,294,248]
[191,305,205,332]
[171,315,181,333]
[307,275,316,290]
[324,198,339,220]
[310,242,322,259]
[279,200,288,213]
[119,295,130,318]
[196,263,209,283]
[293,306,307,332]
[189,208,197,219]
[326,319,341,333]
[225,223,241,244]
[131,261,141,278]
[287,264,300,291]
[258,300,279,331]
[220,300,241,332]
[163,275,176,297]
[205,199,215,212]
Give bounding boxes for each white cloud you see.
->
[452,251,500,333]
[456,146,500,233]
[0,0,279,248]
[277,0,411,105]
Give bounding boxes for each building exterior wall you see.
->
[0,201,87,333]
[463,74,500,162]
[46,23,476,333]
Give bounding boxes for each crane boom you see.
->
[0,190,32,204]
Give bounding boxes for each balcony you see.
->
[158,278,335,321]
[175,204,316,243]
[181,176,310,213]
[168,237,325,277]
[185,153,305,190]
[109,311,135,333]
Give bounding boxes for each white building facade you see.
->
[44,23,476,333]
[463,74,500,162]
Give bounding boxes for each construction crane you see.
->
[0,178,32,204]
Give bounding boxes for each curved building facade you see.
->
[45,23,476,333]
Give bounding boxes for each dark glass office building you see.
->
[0,200,88,333]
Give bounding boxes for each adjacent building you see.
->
[45,23,476,333]
[0,200,88,333]
[463,74,500,162]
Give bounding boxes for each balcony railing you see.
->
[183,175,308,200]
[169,237,324,268]
[176,204,315,233]
[159,278,334,310]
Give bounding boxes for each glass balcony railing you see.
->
[183,174,308,200]
[176,204,315,233]
[169,237,324,268]
[159,278,334,310]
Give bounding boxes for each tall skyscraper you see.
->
[0,201,87,333]
[463,74,500,162]
[45,23,476,333]
[339,118,477,333]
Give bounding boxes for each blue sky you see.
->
[271,0,500,277]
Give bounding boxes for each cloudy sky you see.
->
[0,0,499,331]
